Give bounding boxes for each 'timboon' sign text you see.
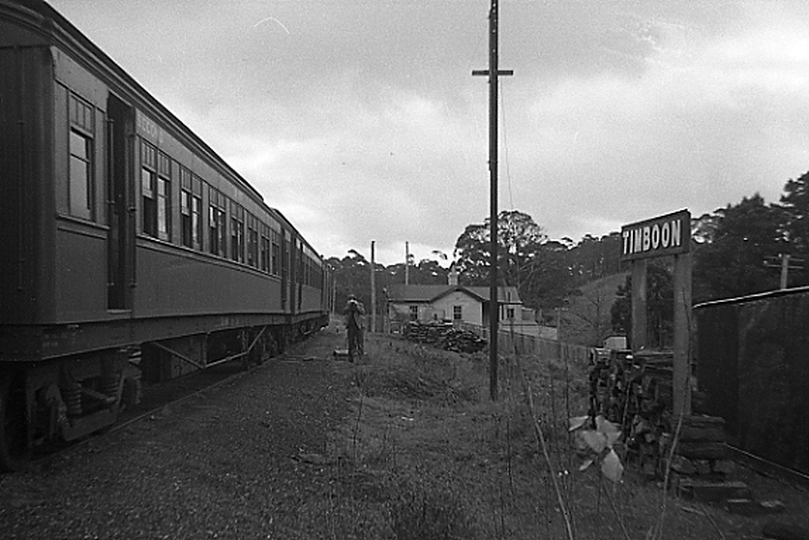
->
[620,209,690,261]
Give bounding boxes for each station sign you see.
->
[620,209,690,261]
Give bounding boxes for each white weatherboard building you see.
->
[386,281,541,336]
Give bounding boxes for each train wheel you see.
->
[0,376,30,472]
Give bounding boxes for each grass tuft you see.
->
[388,475,479,540]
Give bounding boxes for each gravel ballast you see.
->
[0,328,352,539]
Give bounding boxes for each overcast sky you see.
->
[49,0,809,265]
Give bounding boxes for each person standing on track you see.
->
[343,294,365,361]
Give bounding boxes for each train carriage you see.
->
[0,0,332,470]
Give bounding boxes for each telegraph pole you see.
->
[473,0,512,401]
[370,241,376,333]
[405,241,410,285]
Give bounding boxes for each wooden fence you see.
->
[459,322,591,364]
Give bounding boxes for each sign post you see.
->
[620,209,692,418]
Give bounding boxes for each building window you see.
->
[68,94,94,220]
[453,305,462,321]
[410,305,419,321]
[141,142,157,236]
[507,307,515,320]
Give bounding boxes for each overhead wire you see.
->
[499,78,516,211]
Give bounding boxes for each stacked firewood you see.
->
[588,350,673,476]
[404,322,487,353]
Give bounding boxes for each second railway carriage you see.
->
[0,0,333,471]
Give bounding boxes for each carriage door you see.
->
[280,229,288,312]
[106,95,135,310]
[288,235,298,315]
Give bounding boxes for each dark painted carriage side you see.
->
[0,0,330,470]
[695,286,809,476]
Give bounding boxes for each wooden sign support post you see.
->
[621,209,692,418]
[672,251,692,417]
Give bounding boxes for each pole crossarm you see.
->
[472,69,514,77]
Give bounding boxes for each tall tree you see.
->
[328,250,376,312]
[693,194,785,302]
[529,240,576,310]
[453,210,548,307]
[779,170,809,286]
[567,233,624,285]
[453,210,547,283]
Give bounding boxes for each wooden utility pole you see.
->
[764,253,804,289]
[473,0,512,401]
[405,241,410,285]
[370,241,376,333]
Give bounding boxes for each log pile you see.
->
[588,349,673,476]
[404,321,487,353]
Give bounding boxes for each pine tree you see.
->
[779,171,809,286]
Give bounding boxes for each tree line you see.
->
[329,170,809,340]
[327,211,627,324]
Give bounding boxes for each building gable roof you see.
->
[387,284,522,304]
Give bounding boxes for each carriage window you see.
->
[180,167,192,248]
[181,190,192,247]
[260,225,270,272]
[141,142,157,236]
[68,94,94,220]
[192,196,202,248]
[247,214,258,267]
[69,130,92,220]
[208,204,218,255]
[218,193,227,257]
[191,176,202,250]
[230,202,245,263]
[157,179,170,240]
[156,152,171,241]
[271,230,280,276]
[209,186,223,256]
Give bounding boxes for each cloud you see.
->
[48,0,809,266]
[505,3,809,241]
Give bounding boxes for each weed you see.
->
[388,475,479,540]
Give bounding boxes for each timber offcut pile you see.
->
[404,321,487,353]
